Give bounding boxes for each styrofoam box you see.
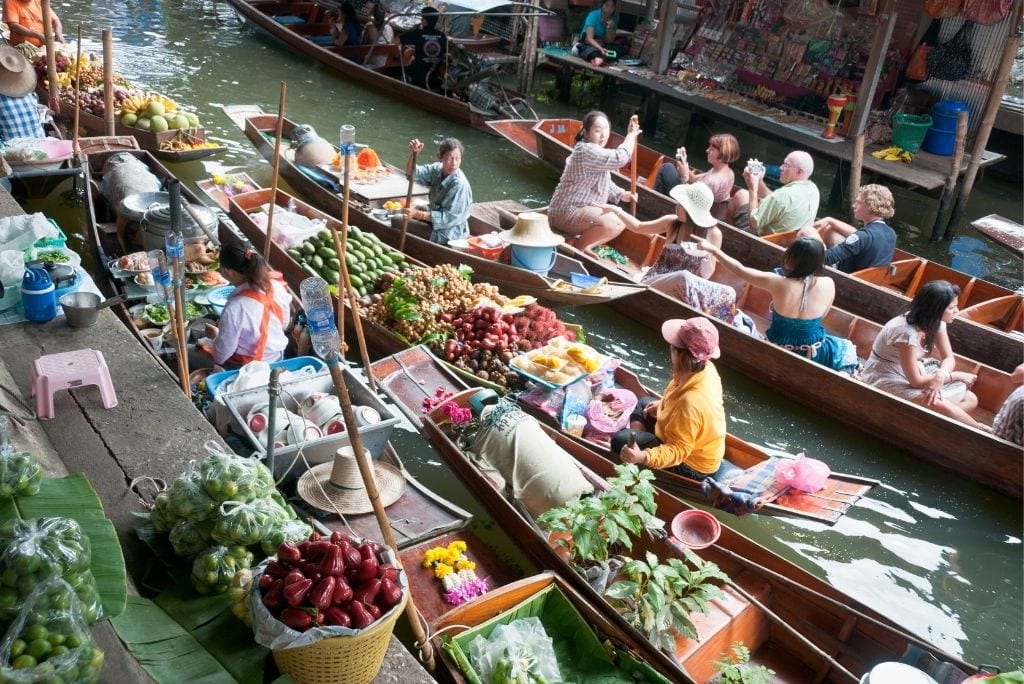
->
[221,367,398,478]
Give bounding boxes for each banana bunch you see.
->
[872,146,914,163]
[119,93,178,117]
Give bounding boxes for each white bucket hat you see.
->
[498,212,565,248]
[0,45,37,98]
[669,183,717,228]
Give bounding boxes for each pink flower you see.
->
[441,402,471,425]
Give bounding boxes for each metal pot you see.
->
[140,203,216,253]
[59,292,125,328]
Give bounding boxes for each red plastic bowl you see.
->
[467,235,505,260]
[670,509,722,550]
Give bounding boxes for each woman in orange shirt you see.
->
[4,0,63,47]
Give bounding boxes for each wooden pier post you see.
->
[517,0,539,95]
[102,30,115,136]
[931,110,968,241]
[41,0,59,116]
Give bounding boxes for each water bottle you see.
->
[299,276,341,359]
[148,250,171,303]
[165,231,184,286]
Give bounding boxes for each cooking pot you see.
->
[140,203,216,253]
[59,292,126,328]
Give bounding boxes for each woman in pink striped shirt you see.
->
[547,111,640,250]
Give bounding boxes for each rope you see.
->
[415,621,471,657]
[128,475,167,509]
[0,381,36,425]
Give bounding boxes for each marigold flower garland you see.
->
[422,540,489,605]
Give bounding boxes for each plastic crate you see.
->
[221,367,398,481]
[205,355,327,399]
[32,219,67,249]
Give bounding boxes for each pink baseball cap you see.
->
[661,318,720,361]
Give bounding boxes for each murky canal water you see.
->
[42,0,1023,667]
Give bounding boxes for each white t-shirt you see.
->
[212,280,291,364]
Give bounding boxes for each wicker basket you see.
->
[272,591,408,684]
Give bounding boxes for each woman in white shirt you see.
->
[361,3,394,68]
[208,242,292,369]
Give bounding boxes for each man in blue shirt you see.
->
[0,43,45,141]
[398,137,472,244]
[574,0,620,66]
[801,184,897,273]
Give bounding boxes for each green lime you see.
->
[0,587,19,612]
[47,633,65,647]
[2,568,18,587]
[63,633,82,648]
[25,624,48,642]
[49,644,68,658]
[12,654,36,669]
[9,638,26,658]
[27,637,51,659]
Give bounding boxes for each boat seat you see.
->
[853,258,920,292]
[960,295,1024,332]
[31,349,118,420]
[331,44,412,70]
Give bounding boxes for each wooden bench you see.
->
[960,294,1024,332]
[329,44,412,70]
[853,258,921,293]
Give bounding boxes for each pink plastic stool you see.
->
[31,349,118,420]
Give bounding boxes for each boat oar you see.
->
[41,0,59,116]
[101,29,115,136]
[321,354,435,670]
[264,82,287,261]
[72,26,82,157]
[629,129,638,217]
[398,146,418,252]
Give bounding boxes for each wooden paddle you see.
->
[264,82,287,261]
[629,115,639,217]
[398,146,419,252]
[102,30,115,136]
[72,26,82,157]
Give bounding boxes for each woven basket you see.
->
[272,591,408,684]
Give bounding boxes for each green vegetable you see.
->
[145,304,170,324]
[38,251,70,264]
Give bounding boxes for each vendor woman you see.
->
[205,242,292,369]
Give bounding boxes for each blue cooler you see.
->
[21,266,57,322]
[922,101,970,156]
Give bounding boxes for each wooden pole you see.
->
[102,30,115,136]
[517,0,539,95]
[264,82,287,261]
[846,1,897,141]
[398,148,418,253]
[931,110,968,240]
[166,180,191,397]
[71,26,81,157]
[945,0,1024,237]
[629,133,638,217]
[847,133,865,213]
[322,358,435,670]
[41,0,59,117]
[337,128,354,354]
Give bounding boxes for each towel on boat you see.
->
[701,458,791,516]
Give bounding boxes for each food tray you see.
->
[509,353,605,390]
[32,220,67,250]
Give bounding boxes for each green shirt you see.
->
[752,179,820,235]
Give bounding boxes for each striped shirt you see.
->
[547,141,630,222]
[0,93,45,141]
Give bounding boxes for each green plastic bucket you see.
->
[891,114,933,153]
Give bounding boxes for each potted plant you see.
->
[538,463,659,591]
[604,549,729,651]
[710,642,776,684]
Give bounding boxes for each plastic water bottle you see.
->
[299,276,341,359]
[165,231,184,286]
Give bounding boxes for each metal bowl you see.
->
[119,192,170,222]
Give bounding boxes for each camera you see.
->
[745,159,765,176]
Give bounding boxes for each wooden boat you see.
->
[971,214,1024,256]
[195,173,260,212]
[223,0,529,134]
[65,110,221,162]
[369,349,983,684]
[223,105,649,307]
[489,117,1024,371]
[381,345,876,525]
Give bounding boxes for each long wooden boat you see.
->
[370,349,983,684]
[971,213,1024,256]
[223,0,527,134]
[489,117,1024,372]
[224,105,649,307]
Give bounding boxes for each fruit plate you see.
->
[508,353,604,390]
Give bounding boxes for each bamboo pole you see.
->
[931,110,968,240]
[102,30,115,136]
[945,0,1023,238]
[71,26,81,157]
[517,0,539,95]
[264,82,287,261]
[166,180,192,397]
[337,126,355,354]
[41,0,59,117]
[398,147,418,253]
[322,358,434,670]
[847,133,865,213]
[629,120,639,217]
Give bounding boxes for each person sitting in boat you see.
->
[727,150,819,236]
[653,133,739,220]
[799,184,897,274]
[361,2,394,68]
[398,136,472,244]
[3,0,62,48]
[993,364,1023,445]
[547,111,640,251]
[859,280,989,431]
[612,318,732,480]
[329,2,363,49]
[695,236,859,374]
[399,5,447,90]
[572,0,624,66]
[0,42,45,141]
[204,242,293,370]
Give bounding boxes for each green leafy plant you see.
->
[569,71,603,110]
[712,642,775,684]
[538,463,659,567]
[604,549,728,651]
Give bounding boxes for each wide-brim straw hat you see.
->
[498,211,565,248]
[297,450,405,515]
[669,182,717,228]
[0,45,37,98]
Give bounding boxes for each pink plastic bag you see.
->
[584,389,638,434]
[775,453,830,493]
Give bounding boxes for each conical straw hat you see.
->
[498,212,564,247]
[297,448,405,515]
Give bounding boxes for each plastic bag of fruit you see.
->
[0,518,102,624]
[191,545,254,595]
[259,519,313,556]
[0,576,104,683]
[0,451,43,498]
[198,441,275,504]
[168,514,215,559]
[211,499,278,547]
[167,461,218,519]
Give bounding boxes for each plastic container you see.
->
[891,113,932,153]
[21,266,56,322]
[466,235,505,260]
[510,244,557,276]
[922,100,970,156]
[32,219,67,250]
[205,355,327,399]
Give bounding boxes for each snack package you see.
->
[0,518,102,624]
[0,577,104,683]
[0,451,43,498]
[191,545,254,595]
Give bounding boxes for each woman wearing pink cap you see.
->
[612,317,729,479]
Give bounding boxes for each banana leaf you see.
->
[0,473,127,619]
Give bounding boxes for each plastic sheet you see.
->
[467,617,562,684]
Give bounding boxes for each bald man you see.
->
[728,150,819,236]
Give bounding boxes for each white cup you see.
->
[140,328,164,350]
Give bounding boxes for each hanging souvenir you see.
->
[962,0,1012,25]
[926,21,975,81]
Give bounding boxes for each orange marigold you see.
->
[357,147,381,169]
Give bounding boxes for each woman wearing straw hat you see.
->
[0,42,45,141]
[611,318,731,480]
[547,111,640,251]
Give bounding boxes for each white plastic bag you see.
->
[467,617,562,684]
[0,213,53,254]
